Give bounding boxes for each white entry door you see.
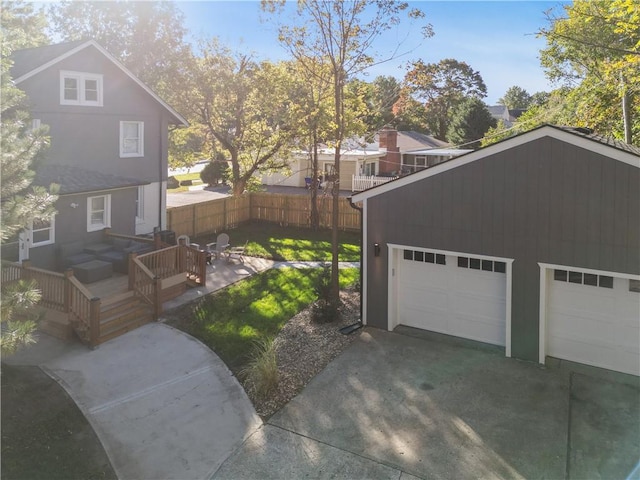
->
[396,249,507,346]
[546,268,640,376]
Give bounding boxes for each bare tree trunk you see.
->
[310,132,320,230]
[621,79,632,144]
[330,71,343,309]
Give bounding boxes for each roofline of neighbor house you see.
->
[13,39,189,127]
[351,124,640,203]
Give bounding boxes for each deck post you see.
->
[153,231,161,250]
[128,252,137,290]
[153,276,161,320]
[21,260,32,281]
[64,269,74,312]
[89,297,101,347]
[199,250,207,287]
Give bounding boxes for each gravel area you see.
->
[247,289,362,419]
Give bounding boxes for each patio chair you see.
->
[177,234,190,246]
[226,240,248,264]
[205,232,230,262]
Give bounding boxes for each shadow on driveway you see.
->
[216,327,639,479]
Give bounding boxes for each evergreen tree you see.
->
[447,98,497,149]
[1,3,58,354]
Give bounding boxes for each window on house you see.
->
[87,195,111,232]
[31,119,41,130]
[629,279,640,293]
[60,71,103,106]
[415,156,426,170]
[363,162,376,176]
[29,215,55,247]
[120,121,144,157]
[135,186,145,223]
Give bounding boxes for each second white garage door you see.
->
[397,249,507,346]
[546,269,640,376]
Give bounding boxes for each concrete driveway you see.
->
[215,328,640,480]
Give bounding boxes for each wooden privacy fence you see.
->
[167,193,360,238]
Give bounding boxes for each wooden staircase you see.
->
[97,291,154,345]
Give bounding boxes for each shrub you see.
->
[239,338,279,399]
[200,159,230,186]
[180,179,193,186]
[311,265,340,323]
[167,176,179,189]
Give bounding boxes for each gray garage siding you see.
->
[365,136,639,362]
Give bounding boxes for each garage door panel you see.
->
[400,307,449,334]
[397,252,507,347]
[547,269,640,376]
[451,316,506,345]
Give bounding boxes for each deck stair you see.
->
[97,291,153,345]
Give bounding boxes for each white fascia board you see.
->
[352,126,640,203]
[15,40,188,127]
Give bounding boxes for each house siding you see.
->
[365,136,640,362]
[29,188,137,270]
[19,46,170,185]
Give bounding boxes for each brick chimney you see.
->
[378,125,400,175]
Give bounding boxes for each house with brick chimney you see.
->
[262,126,470,192]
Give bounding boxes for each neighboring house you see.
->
[261,138,386,191]
[377,126,471,176]
[10,39,187,270]
[488,105,525,128]
[351,125,640,376]
[262,127,469,192]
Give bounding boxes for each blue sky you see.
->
[177,1,569,104]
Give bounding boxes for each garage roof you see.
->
[351,125,640,203]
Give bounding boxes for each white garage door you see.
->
[547,269,640,376]
[397,249,507,346]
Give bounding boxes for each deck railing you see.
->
[136,245,206,286]
[67,275,100,346]
[129,256,160,318]
[351,174,397,192]
[1,260,67,312]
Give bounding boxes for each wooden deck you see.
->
[84,273,129,299]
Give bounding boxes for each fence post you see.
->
[89,297,101,348]
[199,250,207,287]
[192,204,197,238]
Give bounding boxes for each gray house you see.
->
[351,125,640,376]
[11,40,187,270]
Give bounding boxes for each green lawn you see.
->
[170,267,359,372]
[194,222,361,262]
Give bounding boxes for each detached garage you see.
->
[352,125,640,376]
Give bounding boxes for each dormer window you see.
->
[60,71,103,106]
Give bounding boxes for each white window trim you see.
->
[28,215,55,247]
[120,121,144,158]
[60,70,103,106]
[87,194,111,232]
[135,185,145,224]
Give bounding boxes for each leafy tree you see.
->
[1,0,49,50]
[530,91,551,107]
[497,86,532,109]
[538,0,639,144]
[392,89,429,132]
[267,0,430,309]
[47,1,191,98]
[180,40,298,195]
[447,98,497,149]
[403,58,487,140]
[1,5,58,355]
[359,75,402,134]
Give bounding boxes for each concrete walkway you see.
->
[5,324,262,480]
[5,256,361,480]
